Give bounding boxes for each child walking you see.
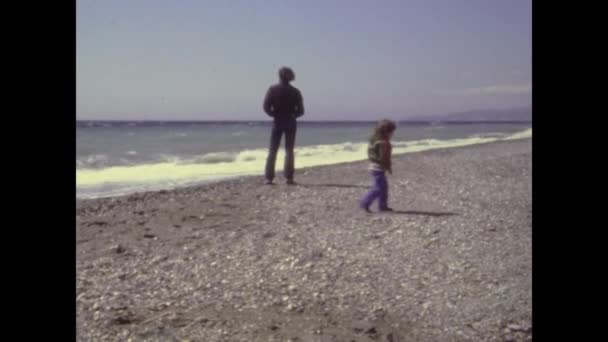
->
[360,119,397,213]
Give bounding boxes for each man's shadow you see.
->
[298,183,369,189]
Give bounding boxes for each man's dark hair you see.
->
[279,66,295,83]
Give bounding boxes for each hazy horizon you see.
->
[77,0,531,121]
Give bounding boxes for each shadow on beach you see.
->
[297,183,369,189]
[382,210,458,217]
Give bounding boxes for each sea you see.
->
[76,121,532,199]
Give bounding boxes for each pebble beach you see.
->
[76,138,532,341]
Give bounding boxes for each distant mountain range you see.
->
[403,107,531,122]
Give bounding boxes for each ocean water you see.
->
[76,121,532,199]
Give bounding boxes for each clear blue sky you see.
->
[77,0,531,120]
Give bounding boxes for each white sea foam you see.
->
[77,128,531,198]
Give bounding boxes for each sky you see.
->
[77,0,531,121]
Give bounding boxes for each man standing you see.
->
[263,66,305,185]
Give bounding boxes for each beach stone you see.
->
[115,245,126,254]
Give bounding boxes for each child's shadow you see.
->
[387,210,458,217]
